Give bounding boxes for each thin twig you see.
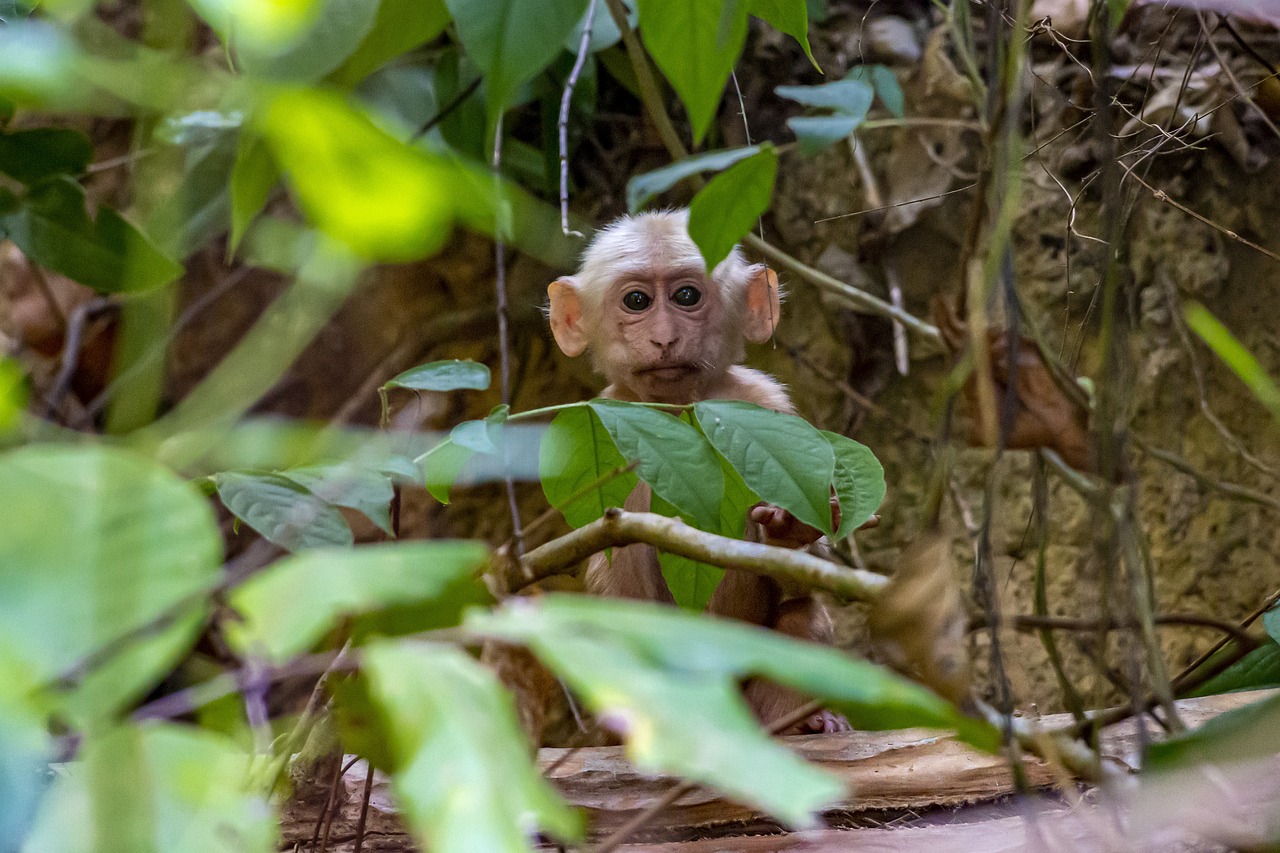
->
[352,763,375,853]
[42,297,114,419]
[492,117,526,557]
[558,0,595,237]
[1008,613,1259,650]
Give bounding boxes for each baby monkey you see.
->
[547,210,847,734]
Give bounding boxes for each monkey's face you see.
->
[593,265,738,404]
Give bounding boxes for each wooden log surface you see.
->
[277,690,1274,852]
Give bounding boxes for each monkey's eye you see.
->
[622,290,652,311]
[672,285,702,307]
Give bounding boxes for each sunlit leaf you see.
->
[695,400,835,535]
[362,641,583,852]
[225,542,487,663]
[385,359,491,393]
[590,399,724,530]
[239,0,379,82]
[687,145,776,269]
[445,0,590,120]
[822,430,884,538]
[539,405,638,528]
[215,470,354,550]
[747,0,816,68]
[0,446,221,724]
[627,144,762,212]
[638,0,748,142]
[0,127,90,184]
[284,462,396,534]
[332,0,451,85]
[0,177,183,293]
[229,134,278,254]
[23,724,277,853]
[1185,302,1280,418]
[1146,691,1280,772]
[0,357,25,434]
[187,0,321,56]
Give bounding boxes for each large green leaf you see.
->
[1145,692,1280,772]
[385,359,491,393]
[1187,641,1280,697]
[239,0,380,82]
[539,405,638,528]
[687,145,776,269]
[332,0,451,85]
[637,0,748,142]
[225,542,488,663]
[187,0,321,58]
[361,641,583,852]
[0,178,183,293]
[23,723,277,853]
[822,430,884,538]
[590,399,724,531]
[652,492,725,611]
[215,470,354,551]
[0,446,221,724]
[626,145,761,212]
[471,596,997,825]
[257,88,493,261]
[445,0,590,120]
[695,400,835,535]
[283,462,396,535]
[0,127,91,183]
[747,0,815,67]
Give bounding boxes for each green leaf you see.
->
[695,400,835,535]
[237,0,380,82]
[0,177,183,293]
[1185,302,1280,418]
[0,127,91,183]
[225,542,487,663]
[864,64,905,117]
[1264,605,1280,643]
[627,144,762,212]
[539,405,638,528]
[1186,640,1280,697]
[471,596,997,825]
[421,439,473,504]
[787,113,862,155]
[283,462,396,535]
[687,145,776,269]
[0,659,52,851]
[361,641,583,851]
[445,0,590,120]
[0,21,78,106]
[332,0,451,85]
[23,724,277,853]
[386,359,491,393]
[187,0,322,58]
[0,357,26,434]
[229,133,278,254]
[776,76,873,112]
[638,0,748,142]
[1145,691,1280,772]
[652,492,725,611]
[450,406,509,456]
[747,0,816,68]
[822,430,884,538]
[590,399,724,530]
[0,446,221,724]
[258,88,493,261]
[215,471,354,551]
[144,119,240,259]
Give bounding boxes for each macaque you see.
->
[546,210,848,735]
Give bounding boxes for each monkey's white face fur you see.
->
[547,210,780,405]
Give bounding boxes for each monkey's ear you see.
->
[548,277,589,356]
[743,266,781,343]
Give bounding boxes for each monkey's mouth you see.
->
[637,364,699,381]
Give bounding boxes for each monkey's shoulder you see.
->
[715,366,796,415]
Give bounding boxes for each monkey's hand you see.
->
[749,497,842,549]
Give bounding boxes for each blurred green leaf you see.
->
[258,88,492,261]
[225,542,487,663]
[822,430,884,538]
[687,145,776,269]
[0,128,91,184]
[332,0,451,85]
[239,0,379,82]
[187,0,321,57]
[747,0,816,68]
[1146,691,1280,772]
[0,446,221,724]
[23,724,277,853]
[386,359,491,393]
[864,64,905,117]
[421,438,473,504]
[638,0,748,142]
[0,657,51,852]
[445,0,589,121]
[787,113,862,155]
[539,405,638,528]
[1185,302,1280,418]
[283,462,396,535]
[626,144,762,212]
[450,407,508,455]
[590,399,725,530]
[229,134,278,255]
[0,177,184,293]
[695,400,835,535]
[215,470,354,550]
[0,22,78,106]
[1187,641,1280,697]
[473,596,997,824]
[564,0,633,54]
[361,641,583,852]
[0,357,25,434]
